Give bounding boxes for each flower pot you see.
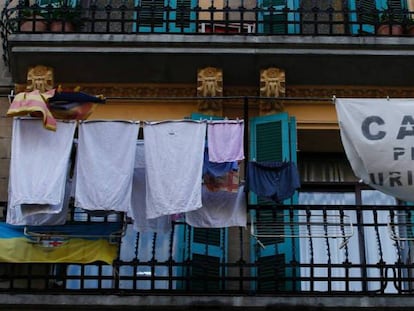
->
[50,21,75,32]
[406,25,414,36]
[19,19,47,32]
[377,23,404,35]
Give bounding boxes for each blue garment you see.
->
[247,161,300,203]
[203,147,238,177]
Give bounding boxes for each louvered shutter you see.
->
[348,0,406,34]
[190,112,223,120]
[138,0,165,29]
[249,112,300,291]
[38,0,78,5]
[387,0,403,19]
[135,0,196,32]
[181,113,228,291]
[188,228,227,290]
[258,0,299,34]
[262,0,287,34]
[358,0,378,25]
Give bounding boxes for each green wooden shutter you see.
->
[258,0,299,34]
[263,0,286,34]
[249,112,300,291]
[173,0,192,29]
[187,227,227,291]
[135,0,196,32]
[359,0,378,25]
[38,0,78,6]
[190,112,223,120]
[349,0,406,34]
[179,113,228,291]
[138,0,165,28]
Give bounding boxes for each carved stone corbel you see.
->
[259,67,285,115]
[26,65,54,92]
[197,67,223,116]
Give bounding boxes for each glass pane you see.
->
[299,192,360,291]
[361,190,398,293]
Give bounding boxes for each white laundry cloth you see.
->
[7,178,72,226]
[8,118,76,211]
[144,120,206,219]
[207,120,244,163]
[75,121,139,212]
[129,141,171,233]
[185,185,247,228]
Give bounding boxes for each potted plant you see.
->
[377,11,404,35]
[18,1,47,32]
[405,18,414,36]
[48,1,82,32]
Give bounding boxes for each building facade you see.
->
[1,0,414,309]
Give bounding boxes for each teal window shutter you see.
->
[190,112,223,120]
[348,0,406,34]
[187,227,228,290]
[249,112,300,291]
[177,113,228,290]
[257,0,300,34]
[134,0,197,32]
[38,0,78,6]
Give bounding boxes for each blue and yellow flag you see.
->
[0,222,121,264]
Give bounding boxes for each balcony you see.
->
[2,1,414,87]
[2,201,414,309]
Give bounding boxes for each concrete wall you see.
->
[0,2,13,203]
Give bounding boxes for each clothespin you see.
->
[8,90,14,105]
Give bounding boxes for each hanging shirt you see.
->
[129,141,172,233]
[144,120,206,219]
[75,121,139,212]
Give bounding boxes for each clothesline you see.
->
[2,91,335,102]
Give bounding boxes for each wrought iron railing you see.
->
[1,201,414,295]
[2,1,414,36]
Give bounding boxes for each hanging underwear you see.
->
[247,161,301,203]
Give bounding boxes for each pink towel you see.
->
[207,120,244,163]
[7,89,57,131]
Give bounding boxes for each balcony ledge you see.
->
[7,33,414,85]
[1,293,414,310]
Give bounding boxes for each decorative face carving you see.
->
[260,67,286,98]
[197,67,223,97]
[26,65,54,92]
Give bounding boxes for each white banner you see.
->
[335,98,414,202]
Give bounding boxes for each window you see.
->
[298,153,409,293]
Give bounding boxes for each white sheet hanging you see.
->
[7,178,72,226]
[144,120,206,219]
[8,118,76,213]
[129,141,171,233]
[185,185,247,228]
[75,121,139,212]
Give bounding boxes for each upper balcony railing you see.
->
[2,0,414,37]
